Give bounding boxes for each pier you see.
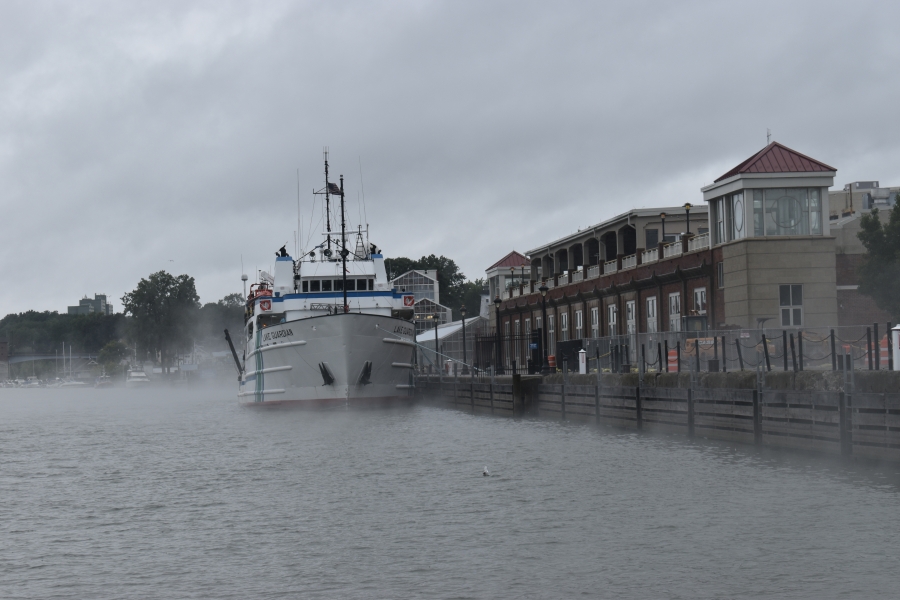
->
[415,369,900,463]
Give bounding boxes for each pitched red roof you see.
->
[714,142,836,183]
[487,250,529,270]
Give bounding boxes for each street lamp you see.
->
[539,284,550,375]
[460,304,468,375]
[683,203,693,236]
[494,296,504,375]
[660,212,667,243]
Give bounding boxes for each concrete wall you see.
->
[722,236,837,328]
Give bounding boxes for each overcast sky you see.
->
[2,0,899,315]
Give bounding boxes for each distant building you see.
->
[390,269,452,334]
[828,181,899,220]
[68,294,113,316]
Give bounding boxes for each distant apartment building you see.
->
[68,294,113,316]
[495,142,892,364]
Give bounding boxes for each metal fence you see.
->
[579,324,893,374]
[459,323,896,376]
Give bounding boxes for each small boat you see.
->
[95,375,113,389]
[125,370,151,388]
[58,380,87,388]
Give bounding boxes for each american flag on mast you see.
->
[327,182,342,195]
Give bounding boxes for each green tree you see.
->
[121,271,200,372]
[97,340,128,373]
[384,257,419,281]
[857,207,900,320]
[196,294,245,348]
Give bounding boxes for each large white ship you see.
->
[226,153,418,407]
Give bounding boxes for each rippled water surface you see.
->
[3,386,900,599]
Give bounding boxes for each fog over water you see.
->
[3,387,900,598]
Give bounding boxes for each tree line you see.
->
[0,271,244,375]
[2,256,486,376]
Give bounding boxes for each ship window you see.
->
[369,279,374,290]
[335,279,343,291]
[302,280,308,293]
[322,280,332,292]
[310,280,320,292]
[346,279,356,291]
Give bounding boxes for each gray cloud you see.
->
[1,0,899,313]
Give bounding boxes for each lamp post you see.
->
[494,296,504,375]
[660,212,667,243]
[460,304,468,375]
[539,284,550,374]
[683,203,693,236]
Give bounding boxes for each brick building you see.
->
[496,142,891,368]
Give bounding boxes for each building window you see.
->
[525,318,531,338]
[646,297,657,333]
[514,320,521,365]
[645,228,659,248]
[780,284,803,326]
[753,188,823,237]
[560,312,569,342]
[625,300,636,335]
[575,310,583,339]
[693,288,707,315]
[731,192,746,240]
[717,262,724,289]
[714,197,726,244]
[607,304,617,337]
[591,307,599,338]
[548,315,556,354]
[505,322,511,368]
[668,293,681,332]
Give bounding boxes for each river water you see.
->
[2,386,900,599]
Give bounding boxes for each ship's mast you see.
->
[339,174,348,312]
[324,150,332,254]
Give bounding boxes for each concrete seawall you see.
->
[415,371,900,463]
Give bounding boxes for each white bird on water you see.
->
[483,466,490,477]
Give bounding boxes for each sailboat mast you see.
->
[340,174,348,312]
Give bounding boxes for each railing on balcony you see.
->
[621,254,637,270]
[587,265,600,279]
[604,259,618,274]
[687,232,710,252]
[512,287,520,297]
[572,269,583,282]
[662,242,682,259]
[641,248,658,264]
[545,278,555,289]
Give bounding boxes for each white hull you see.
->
[239,312,417,407]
